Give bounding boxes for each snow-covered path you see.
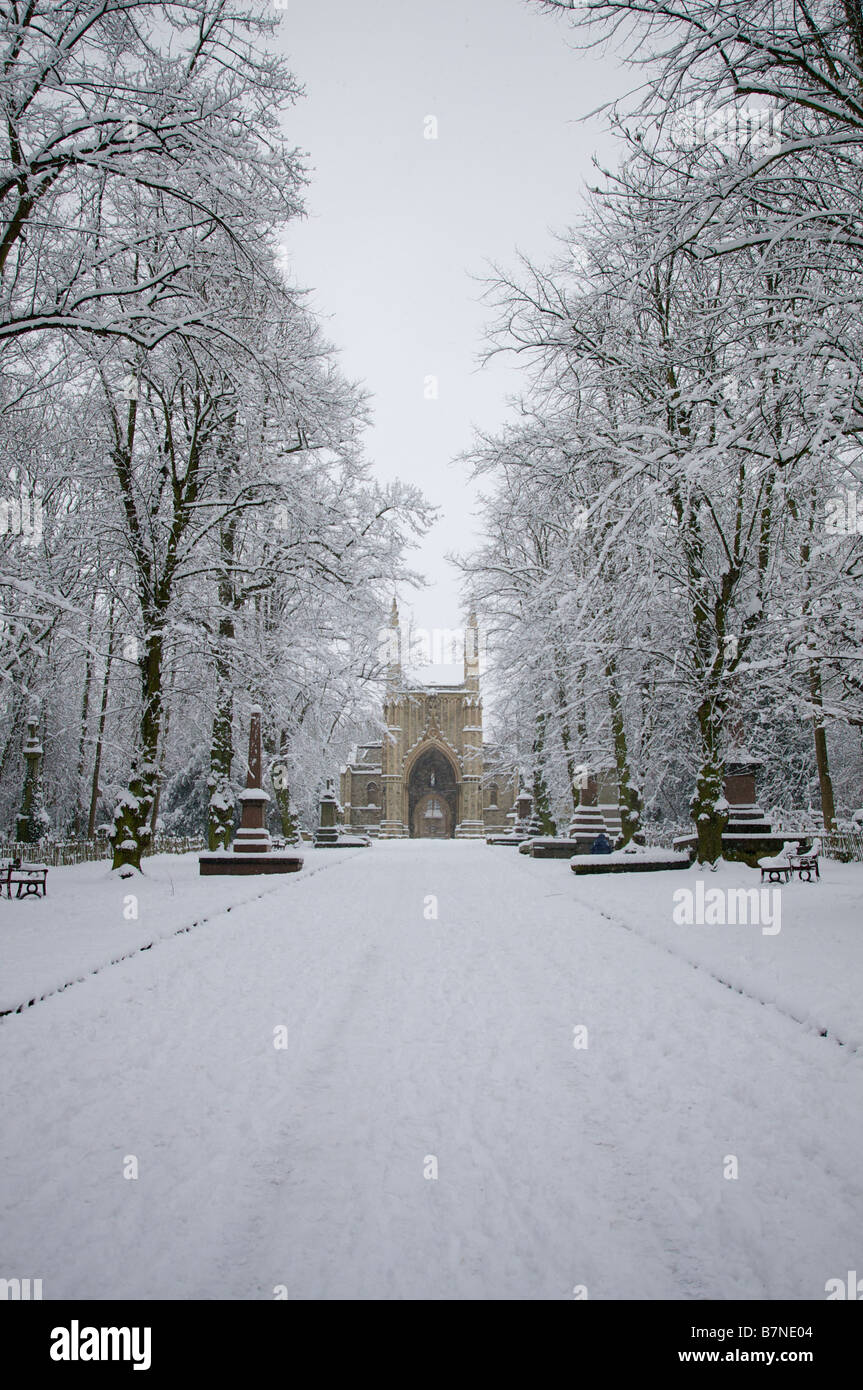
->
[1,841,861,1300]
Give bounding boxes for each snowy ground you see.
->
[1,841,861,1300]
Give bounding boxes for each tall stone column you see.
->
[464,610,480,693]
[16,714,47,844]
[381,775,406,835]
[457,693,485,837]
[380,601,408,838]
[380,693,407,837]
[233,705,272,853]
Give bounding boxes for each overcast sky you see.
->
[276,0,627,658]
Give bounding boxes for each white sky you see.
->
[277,0,627,652]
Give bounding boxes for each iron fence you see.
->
[0,835,205,867]
[821,830,863,863]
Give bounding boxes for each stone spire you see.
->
[464,609,480,692]
[386,596,402,689]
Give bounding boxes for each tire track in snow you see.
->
[0,851,365,1023]
[507,873,859,1297]
[3,841,860,1299]
[561,882,858,1054]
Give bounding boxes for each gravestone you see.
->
[487,783,533,845]
[314,781,341,847]
[566,774,611,851]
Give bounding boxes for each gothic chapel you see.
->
[340,604,516,838]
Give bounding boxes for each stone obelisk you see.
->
[233,706,272,854]
[199,706,303,876]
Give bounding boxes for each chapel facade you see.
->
[340,604,517,839]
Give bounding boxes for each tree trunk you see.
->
[552,644,580,812]
[691,696,728,864]
[110,618,164,872]
[809,659,836,831]
[73,592,97,833]
[531,708,557,836]
[606,657,643,847]
[270,731,298,841]
[150,694,171,836]
[207,649,234,849]
[0,690,28,790]
[88,610,116,840]
[207,517,237,850]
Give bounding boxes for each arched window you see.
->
[366,781,378,807]
[487,783,499,809]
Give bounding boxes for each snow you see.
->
[0,841,861,1299]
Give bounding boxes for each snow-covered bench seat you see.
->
[758,844,796,883]
[788,838,821,882]
[1,861,49,899]
[759,840,820,883]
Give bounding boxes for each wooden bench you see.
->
[1,861,48,899]
[788,839,820,882]
[759,843,796,884]
[759,839,820,884]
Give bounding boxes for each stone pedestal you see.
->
[722,756,774,838]
[488,785,533,845]
[314,782,341,847]
[566,775,611,853]
[714,752,792,864]
[674,747,805,866]
[519,774,618,857]
[455,823,486,839]
[233,788,272,854]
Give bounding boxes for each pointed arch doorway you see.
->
[408,746,459,838]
